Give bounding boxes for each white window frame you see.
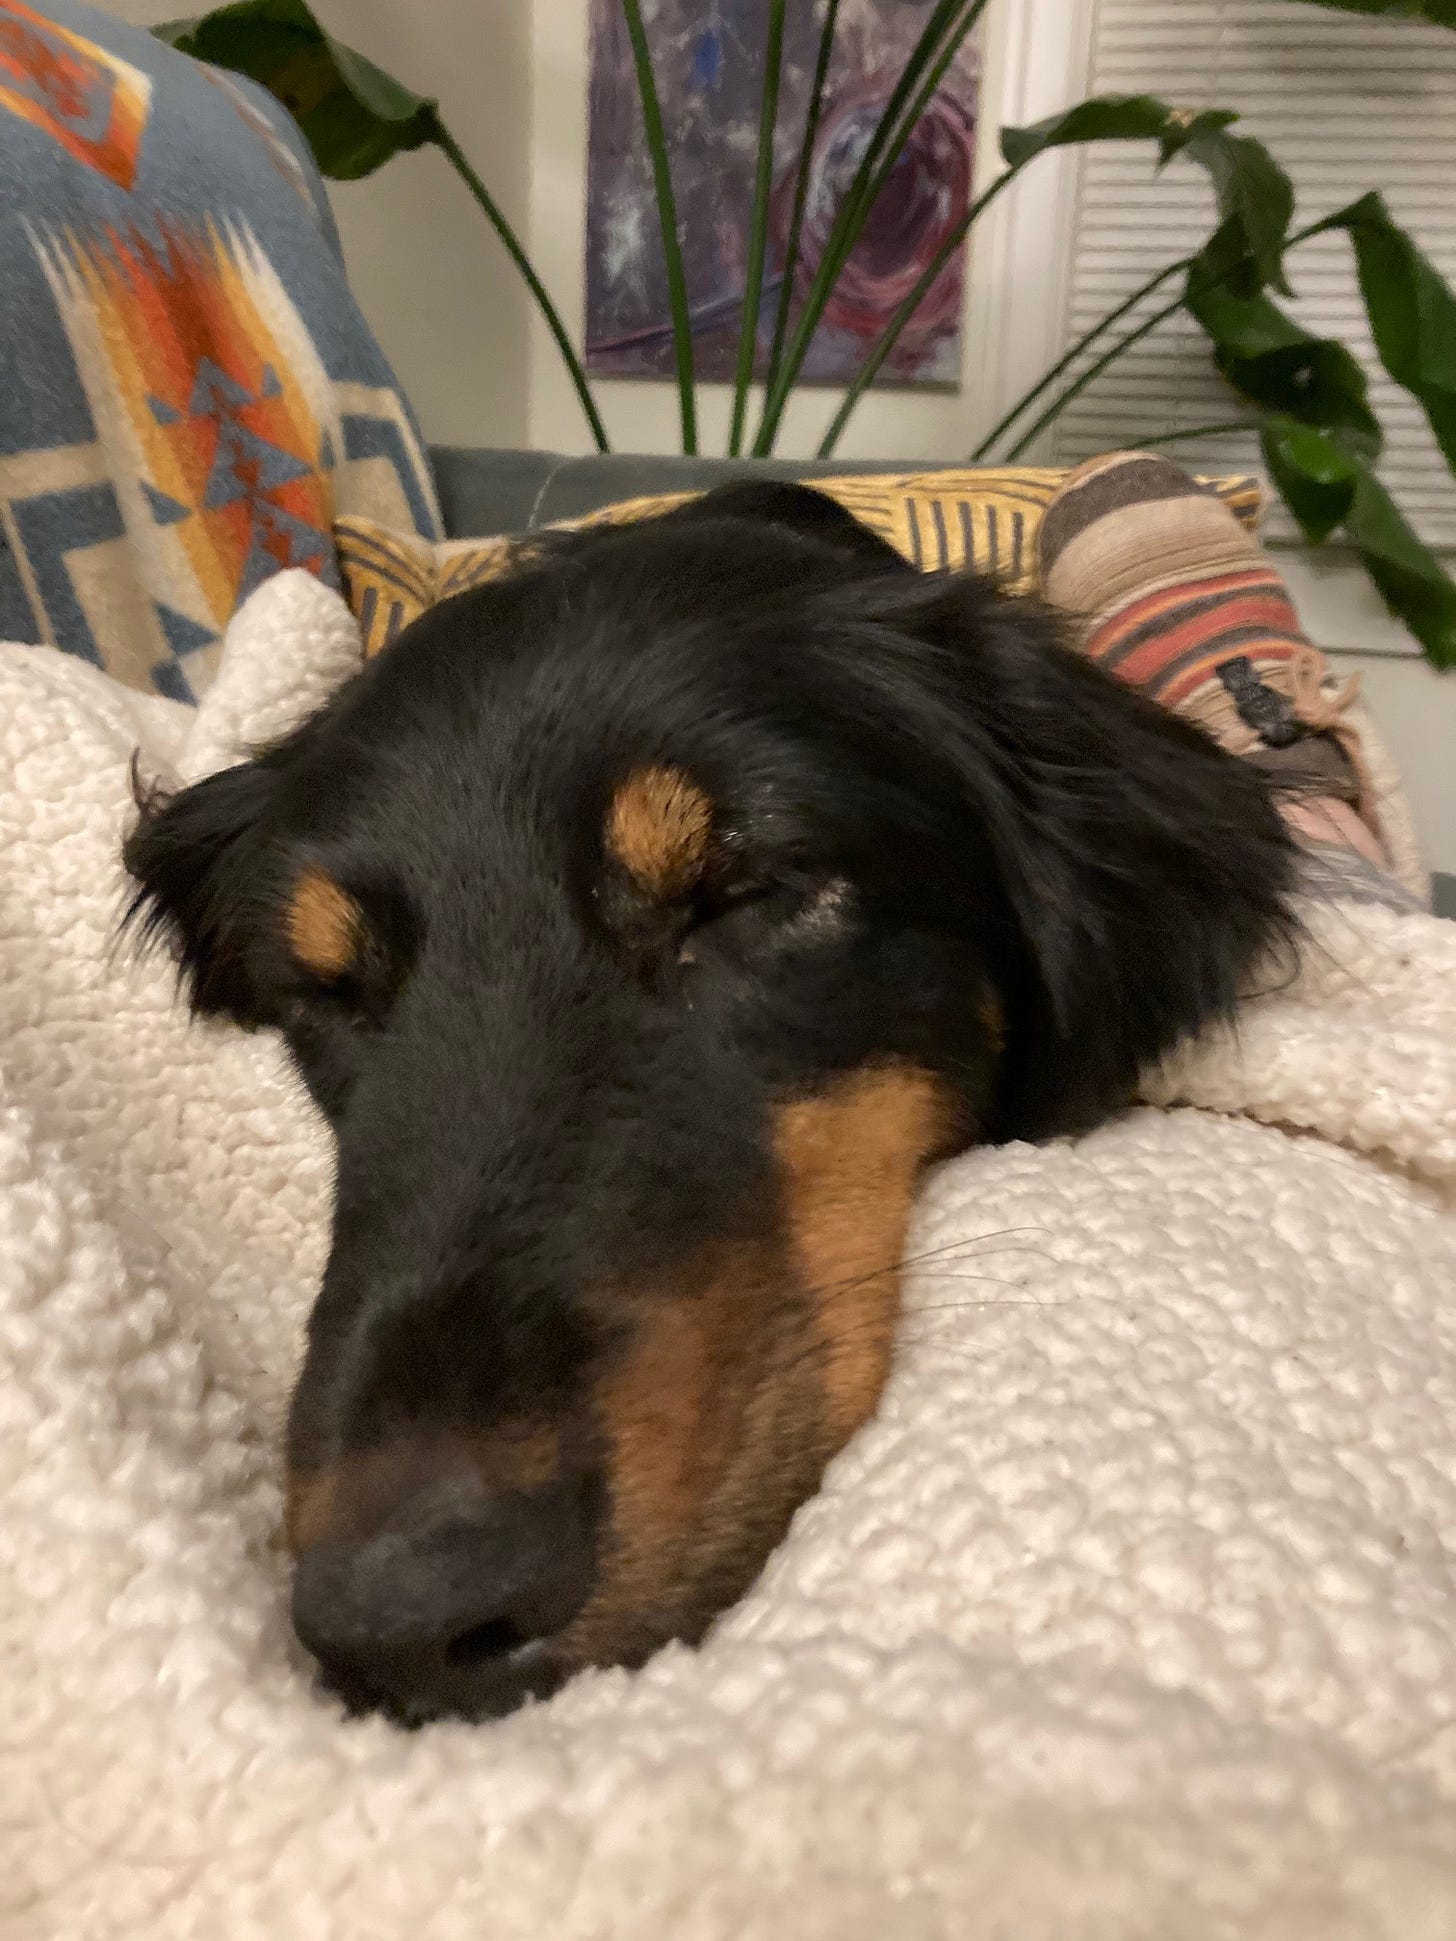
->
[963,0,1099,456]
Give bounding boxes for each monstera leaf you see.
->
[156,0,434,179]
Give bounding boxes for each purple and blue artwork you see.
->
[585,0,979,388]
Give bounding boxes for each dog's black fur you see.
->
[124,483,1298,1724]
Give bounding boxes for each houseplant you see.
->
[156,0,1456,666]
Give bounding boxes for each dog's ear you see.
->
[669,480,914,576]
[123,756,281,1025]
[848,574,1301,1140]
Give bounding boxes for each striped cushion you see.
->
[335,467,1265,662]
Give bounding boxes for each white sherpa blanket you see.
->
[4,570,1456,1941]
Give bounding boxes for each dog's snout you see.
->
[290,1466,597,1722]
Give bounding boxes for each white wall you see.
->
[1332,652,1456,882]
[308,0,533,448]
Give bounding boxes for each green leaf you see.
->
[1280,0,1456,25]
[998,95,1235,169]
[1001,96,1292,292]
[1182,130,1295,294]
[1342,471,1456,669]
[1320,192,1456,477]
[1187,249,1383,462]
[155,1,433,179]
[1260,417,1358,542]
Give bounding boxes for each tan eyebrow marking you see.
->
[286,868,361,979]
[605,764,713,897]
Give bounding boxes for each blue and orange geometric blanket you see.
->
[0,0,439,700]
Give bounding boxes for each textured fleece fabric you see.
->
[2,571,1455,1940]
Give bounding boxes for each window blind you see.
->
[1046,1,1456,552]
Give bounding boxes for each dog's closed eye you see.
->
[678,875,852,968]
[283,868,418,1030]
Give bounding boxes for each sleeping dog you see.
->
[124,482,1297,1725]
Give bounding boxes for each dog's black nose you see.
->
[290,1469,596,1722]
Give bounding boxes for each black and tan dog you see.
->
[124,483,1297,1725]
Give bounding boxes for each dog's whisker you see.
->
[764,1251,1107,1391]
[907,1272,1047,1295]
[903,1292,1059,1316]
[896,1226,1053,1271]
[795,1229,1057,1317]
[905,1287,1135,1318]
[765,1268,1048,1400]
[762,1274,1052,1392]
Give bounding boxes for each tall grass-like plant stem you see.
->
[816,160,1021,456]
[968,259,1190,461]
[622,0,698,453]
[729,0,787,456]
[998,214,1329,462]
[760,0,843,425]
[752,0,989,455]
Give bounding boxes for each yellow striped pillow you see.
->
[336,467,1265,662]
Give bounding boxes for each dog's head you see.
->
[125,484,1297,1723]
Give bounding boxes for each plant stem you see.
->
[428,112,610,454]
[809,0,984,456]
[1004,296,1185,460]
[761,0,841,429]
[757,0,985,452]
[753,0,985,455]
[969,258,1190,461]
[996,214,1329,463]
[729,0,787,457]
[816,162,1020,457]
[622,0,698,454]
[1136,421,1259,445]
[861,0,980,215]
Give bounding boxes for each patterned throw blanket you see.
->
[0,0,438,701]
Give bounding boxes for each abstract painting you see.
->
[585,0,979,388]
